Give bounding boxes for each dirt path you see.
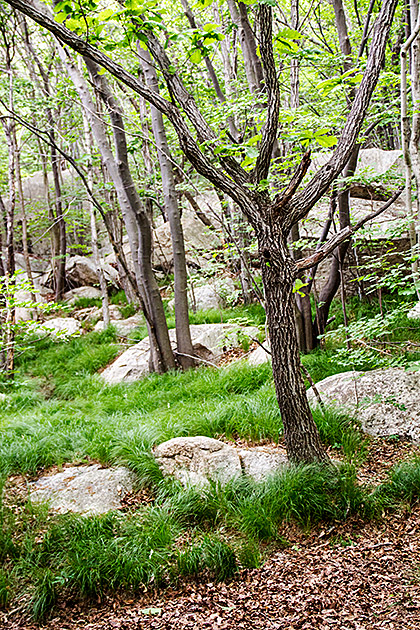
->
[4,504,420,630]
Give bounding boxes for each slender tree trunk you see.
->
[137,46,195,369]
[1,110,16,377]
[15,144,37,307]
[84,58,175,371]
[81,105,110,326]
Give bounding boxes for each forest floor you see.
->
[5,503,420,630]
[3,438,420,630]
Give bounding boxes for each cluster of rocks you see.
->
[29,437,287,516]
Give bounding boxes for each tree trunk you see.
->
[137,46,195,370]
[259,227,327,463]
[314,147,359,338]
[81,105,110,327]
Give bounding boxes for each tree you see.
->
[5,0,398,462]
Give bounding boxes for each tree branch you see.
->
[252,4,280,183]
[6,0,255,214]
[295,187,404,271]
[272,150,311,213]
[284,0,398,232]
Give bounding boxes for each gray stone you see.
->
[66,256,119,288]
[14,289,45,323]
[73,304,124,322]
[237,446,287,482]
[101,337,151,384]
[94,314,144,336]
[153,213,222,270]
[154,436,242,487]
[311,148,403,179]
[36,317,82,339]
[100,323,260,384]
[63,286,102,304]
[168,277,236,312]
[247,344,271,366]
[408,302,420,320]
[29,464,135,515]
[307,368,420,441]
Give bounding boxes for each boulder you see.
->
[307,368,420,442]
[37,317,82,339]
[189,277,236,311]
[154,436,242,487]
[14,289,45,323]
[153,213,222,270]
[408,302,420,320]
[101,337,151,384]
[247,344,271,366]
[66,256,119,288]
[100,323,260,384]
[94,314,144,336]
[29,464,135,515]
[63,286,102,304]
[237,446,287,482]
[311,148,403,179]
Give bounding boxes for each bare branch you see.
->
[272,150,311,213]
[295,187,404,271]
[5,0,254,212]
[284,0,398,231]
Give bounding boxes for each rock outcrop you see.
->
[307,368,420,441]
[100,323,260,384]
[154,437,287,487]
[154,436,242,487]
[29,464,135,515]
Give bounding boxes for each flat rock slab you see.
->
[29,465,135,515]
[154,436,242,487]
[308,368,420,442]
[237,446,288,482]
[154,437,287,487]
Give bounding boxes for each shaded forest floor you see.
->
[5,502,420,630]
[3,436,420,630]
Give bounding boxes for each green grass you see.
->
[5,455,420,621]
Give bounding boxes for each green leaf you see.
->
[189,49,202,64]
[316,134,338,148]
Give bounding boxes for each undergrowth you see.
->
[1,295,419,620]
